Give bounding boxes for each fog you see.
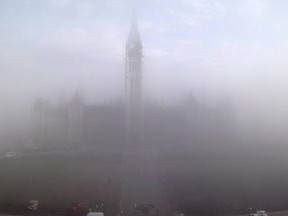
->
[1,1,288,215]
[1,0,288,140]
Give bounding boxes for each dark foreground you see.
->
[2,145,288,216]
[0,150,121,216]
[119,147,173,216]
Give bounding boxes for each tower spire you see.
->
[130,11,139,36]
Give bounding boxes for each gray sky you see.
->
[1,0,288,133]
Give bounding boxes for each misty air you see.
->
[0,1,288,216]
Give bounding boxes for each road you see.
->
[265,212,288,216]
[0,214,21,216]
[119,146,173,216]
[239,211,288,216]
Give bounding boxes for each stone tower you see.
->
[125,15,143,145]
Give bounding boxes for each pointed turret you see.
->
[130,13,139,35]
[126,13,142,59]
[128,12,141,43]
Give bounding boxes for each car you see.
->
[4,151,16,158]
[249,210,267,216]
[87,212,104,216]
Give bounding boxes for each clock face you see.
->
[128,42,142,55]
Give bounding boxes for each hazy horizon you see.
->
[1,0,288,139]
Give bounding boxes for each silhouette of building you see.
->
[31,91,84,146]
[30,17,236,150]
[83,103,124,147]
[125,15,143,145]
[31,93,125,148]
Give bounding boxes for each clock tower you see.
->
[125,16,143,145]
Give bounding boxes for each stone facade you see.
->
[31,91,84,146]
